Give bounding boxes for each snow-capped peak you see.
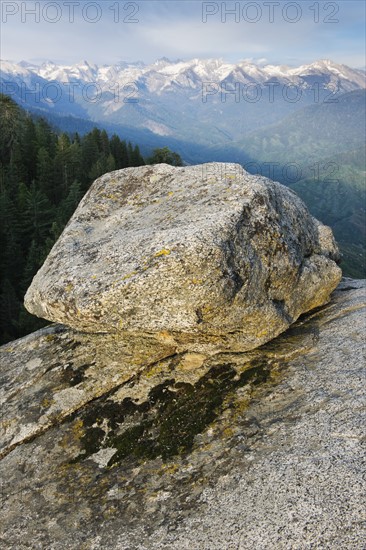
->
[1,58,365,93]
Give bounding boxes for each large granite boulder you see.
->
[25,163,341,353]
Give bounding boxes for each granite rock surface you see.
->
[1,279,365,549]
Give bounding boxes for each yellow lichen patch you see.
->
[102,506,119,520]
[160,462,180,476]
[144,361,167,379]
[268,362,285,384]
[191,278,203,285]
[200,304,216,321]
[0,417,16,431]
[156,330,176,346]
[59,419,85,451]
[256,328,268,339]
[72,419,85,440]
[154,248,171,257]
[41,396,55,409]
[112,271,138,287]
[223,427,234,438]
[232,395,251,417]
[121,270,138,281]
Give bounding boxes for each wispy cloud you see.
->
[0,0,365,67]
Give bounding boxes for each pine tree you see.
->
[91,128,102,151]
[88,158,108,181]
[81,132,99,187]
[100,129,110,156]
[36,146,54,200]
[68,141,82,184]
[148,147,183,166]
[131,144,145,166]
[21,238,44,291]
[0,278,20,344]
[110,135,128,169]
[57,180,83,226]
[106,153,116,172]
[22,182,54,244]
[127,141,134,166]
[53,133,75,202]
[7,140,27,191]
[0,94,23,165]
[35,117,57,156]
[22,116,38,184]
[73,132,81,146]
[0,186,23,282]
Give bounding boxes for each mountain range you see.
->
[1,58,365,142]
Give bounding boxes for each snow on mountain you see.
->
[1,57,364,141]
[289,59,365,89]
[0,59,51,90]
[1,59,33,77]
[2,57,364,93]
[38,60,99,83]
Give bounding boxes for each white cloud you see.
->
[0,0,364,67]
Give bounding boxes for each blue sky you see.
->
[1,0,365,67]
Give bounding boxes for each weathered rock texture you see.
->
[1,279,365,548]
[25,163,342,354]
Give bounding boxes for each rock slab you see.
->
[25,163,342,353]
[1,280,365,548]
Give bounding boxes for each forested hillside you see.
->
[0,95,145,344]
[237,90,366,164]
